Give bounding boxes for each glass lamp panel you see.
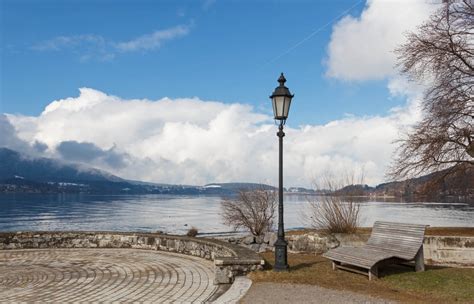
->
[272,98,278,119]
[273,96,285,119]
[283,96,292,118]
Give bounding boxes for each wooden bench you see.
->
[323,221,427,280]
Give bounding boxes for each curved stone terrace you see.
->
[0,231,264,303]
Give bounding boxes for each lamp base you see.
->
[274,239,289,272]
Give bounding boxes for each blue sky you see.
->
[0,0,438,186]
[0,0,406,126]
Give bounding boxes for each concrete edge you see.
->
[212,277,252,304]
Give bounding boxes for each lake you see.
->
[0,194,472,234]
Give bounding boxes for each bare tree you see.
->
[390,1,474,180]
[221,189,276,236]
[304,170,363,234]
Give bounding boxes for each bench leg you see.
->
[415,246,425,272]
[369,266,378,281]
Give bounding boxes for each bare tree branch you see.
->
[390,1,474,180]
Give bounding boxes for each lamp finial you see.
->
[278,73,286,86]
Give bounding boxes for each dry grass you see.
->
[286,227,474,237]
[186,227,198,237]
[248,252,474,303]
[424,227,474,237]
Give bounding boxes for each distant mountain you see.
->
[0,148,124,183]
[7,146,468,201]
[0,148,274,195]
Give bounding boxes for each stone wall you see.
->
[223,231,340,254]
[423,236,474,266]
[0,231,264,284]
[222,232,474,267]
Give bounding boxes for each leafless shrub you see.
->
[221,189,276,236]
[306,196,360,234]
[304,171,362,234]
[186,227,198,237]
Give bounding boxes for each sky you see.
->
[0,0,440,187]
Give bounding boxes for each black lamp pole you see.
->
[270,73,293,272]
[274,122,288,271]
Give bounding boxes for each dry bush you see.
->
[304,171,362,234]
[186,227,198,237]
[306,196,360,234]
[221,188,276,236]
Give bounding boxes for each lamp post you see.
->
[270,73,293,272]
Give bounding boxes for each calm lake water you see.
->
[0,194,472,234]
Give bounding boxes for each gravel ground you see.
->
[241,282,396,304]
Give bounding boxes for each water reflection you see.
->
[0,193,472,234]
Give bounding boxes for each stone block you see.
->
[248,244,260,252]
[72,239,83,246]
[268,233,278,246]
[263,232,272,244]
[214,266,233,284]
[98,240,110,247]
[242,236,255,245]
[333,233,367,248]
[288,233,339,254]
[258,244,272,253]
[255,235,264,244]
[147,237,155,246]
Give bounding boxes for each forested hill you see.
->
[337,164,474,202]
[374,164,474,202]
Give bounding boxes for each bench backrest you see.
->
[366,221,427,260]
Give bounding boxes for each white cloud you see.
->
[115,26,190,52]
[326,0,439,81]
[32,35,106,51]
[5,88,422,187]
[31,25,190,61]
[202,0,216,11]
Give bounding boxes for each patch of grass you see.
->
[385,267,474,302]
[249,252,474,303]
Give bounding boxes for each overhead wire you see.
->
[258,0,365,70]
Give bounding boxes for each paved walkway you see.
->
[241,282,395,304]
[0,249,219,303]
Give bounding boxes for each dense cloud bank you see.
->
[3,87,421,187]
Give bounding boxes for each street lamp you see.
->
[270,73,293,271]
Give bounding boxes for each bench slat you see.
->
[324,246,394,268]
